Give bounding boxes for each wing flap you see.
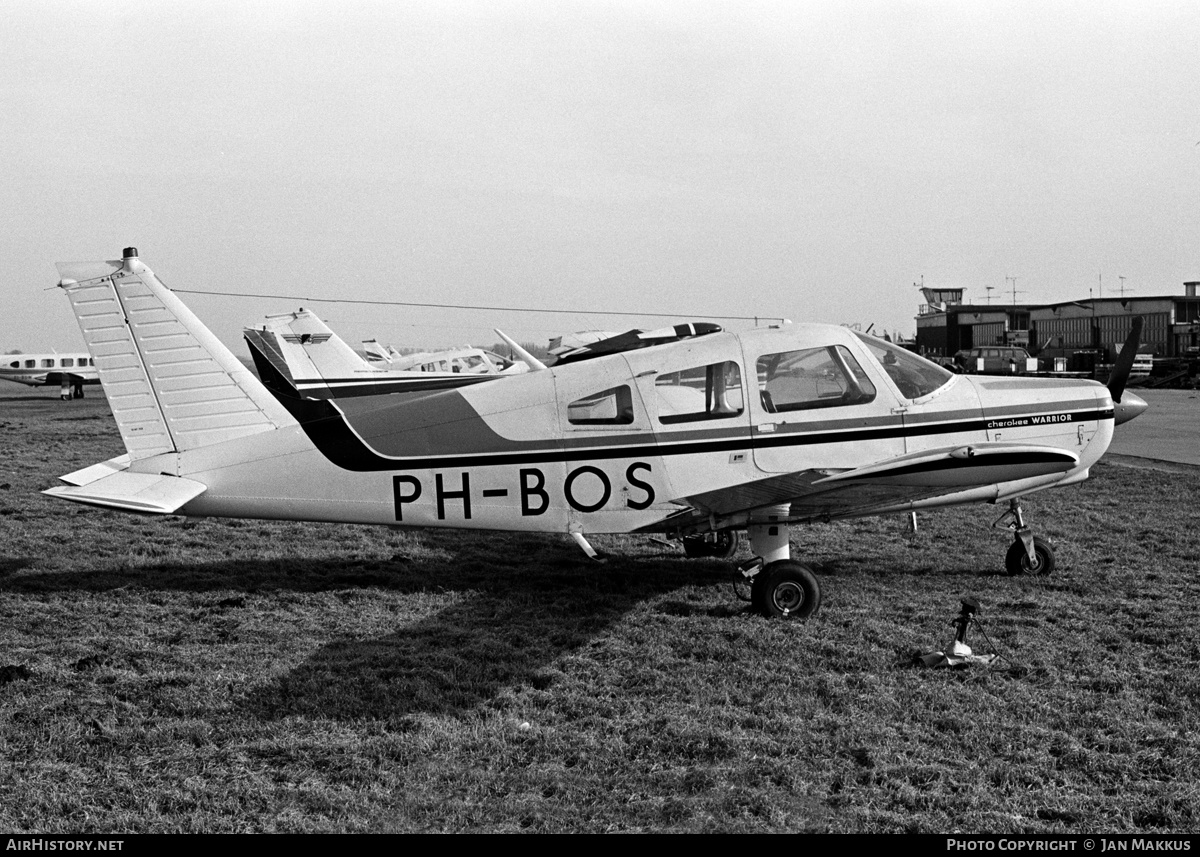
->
[43,471,206,514]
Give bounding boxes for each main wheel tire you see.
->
[1005,536,1055,576]
[751,560,821,619]
[682,530,740,559]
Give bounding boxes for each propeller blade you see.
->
[1107,316,1144,404]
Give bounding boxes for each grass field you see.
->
[2,389,1199,832]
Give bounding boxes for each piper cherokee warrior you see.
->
[45,249,1148,619]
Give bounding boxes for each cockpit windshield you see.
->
[854,334,953,400]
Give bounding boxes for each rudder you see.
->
[56,247,297,461]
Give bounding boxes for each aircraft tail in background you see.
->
[242,307,384,401]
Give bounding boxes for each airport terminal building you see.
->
[915,283,1200,361]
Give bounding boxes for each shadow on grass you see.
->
[814,556,1009,580]
[0,393,89,403]
[2,531,734,720]
[241,543,734,722]
[247,574,678,721]
[0,557,36,575]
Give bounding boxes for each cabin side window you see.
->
[854,333,953,400]
[568,386,635,425]
[41,358,55,368]
[24,360,35,368]
[484,352,513,371]
[756,346,876,413]
[61,358,74,367]
[655,361,744,424]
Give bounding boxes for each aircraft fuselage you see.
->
[158,324,1117,537]
[0,353,98,389]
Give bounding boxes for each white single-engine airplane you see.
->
[1,352,99,398]
[362,340,529,377]
[45,249,1148,618]
[242,308,530,402]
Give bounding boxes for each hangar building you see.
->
[915,283,1200,361]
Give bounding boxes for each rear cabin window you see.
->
[24,360,35,368]
[655,361,744,424]
[568,385,635,425]
[8,361,17,369]
[757,347,876,412]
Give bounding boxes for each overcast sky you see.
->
[3,0,1198,355]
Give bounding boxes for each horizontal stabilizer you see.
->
[43,471,206,514]
[58,454,131,487]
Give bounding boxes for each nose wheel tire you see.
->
[1005,536,1055,576]
[751,560,821,619]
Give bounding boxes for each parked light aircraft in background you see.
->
[243,308,531,402]
[1,352,98,398]
[362,338,528,376]
[45,249,1148,618]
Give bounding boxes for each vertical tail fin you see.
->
[362,338,396,363]
[56,248,297,460]
[242,308,381,394]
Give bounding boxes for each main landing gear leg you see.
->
[996,498,1056,576]
[737,510,822,619]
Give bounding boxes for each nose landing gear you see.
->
[995,499,1056,576]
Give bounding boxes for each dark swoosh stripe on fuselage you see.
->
[291,374,496,397]
[298,400,1114,472]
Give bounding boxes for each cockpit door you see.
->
[745,339,904,473]
[852,335,986,455]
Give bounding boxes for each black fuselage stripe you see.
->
[295,377,493,396]
[302,407,1113,472]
